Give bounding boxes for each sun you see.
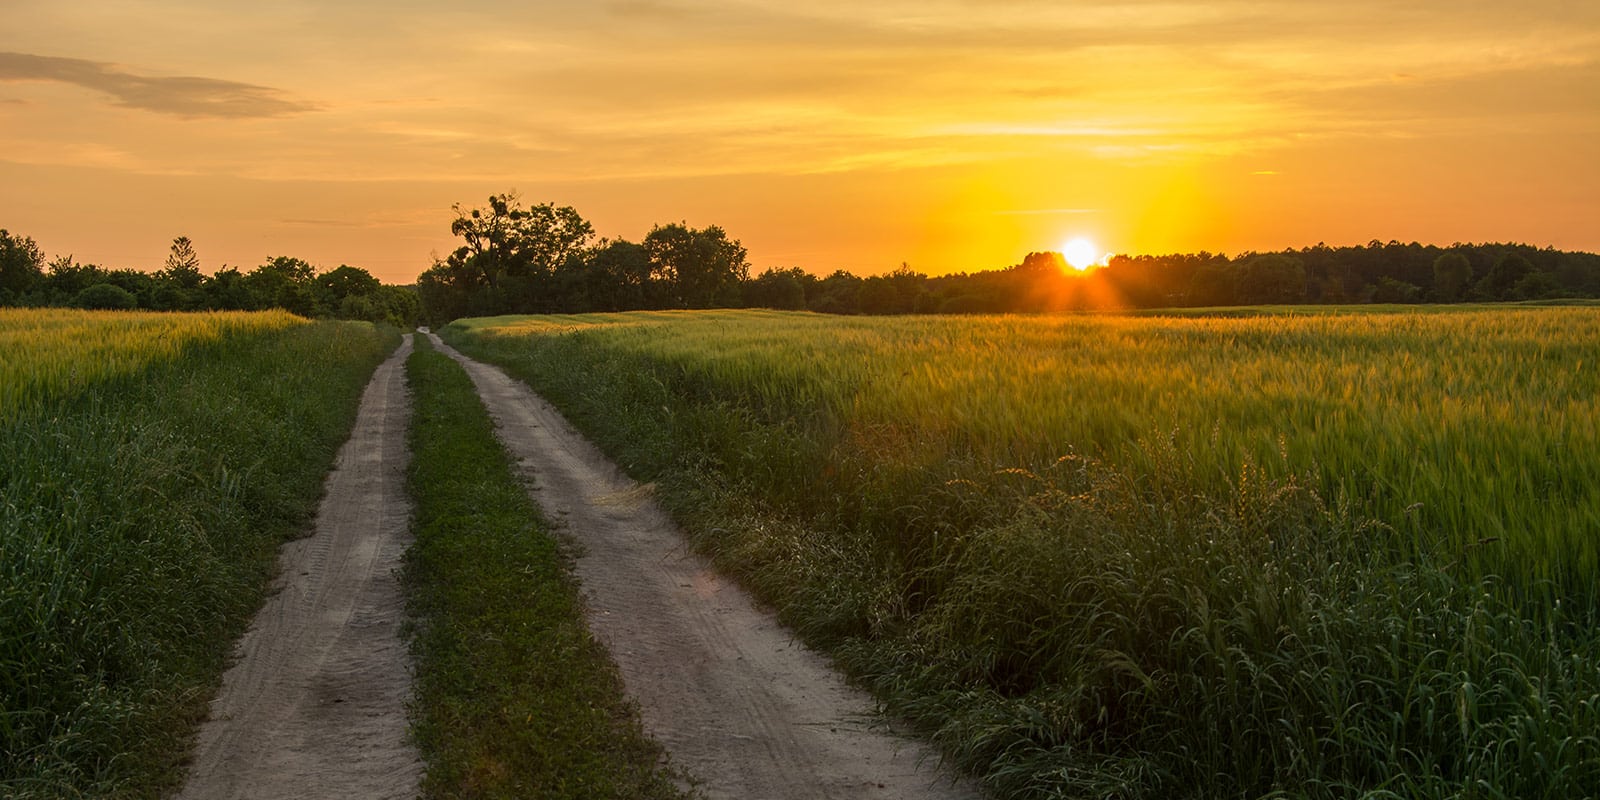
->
[1061,237,1100,271]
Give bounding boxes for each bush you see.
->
[75,283,138,310]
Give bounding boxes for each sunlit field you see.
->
[0,309,305,419]
[445,307,1600,799]
[0,310,395,797]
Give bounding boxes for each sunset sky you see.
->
[3,1,1596,284]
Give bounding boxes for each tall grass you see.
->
[1,311,395,798]
[444,308,1600,798]
[0,309,303,421]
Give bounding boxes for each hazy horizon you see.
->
[3,1,1596,283]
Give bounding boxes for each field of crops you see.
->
[0,310,396,797]
[444,307,1600,799]
[0,309,305,419]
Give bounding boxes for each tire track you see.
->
[428,333,980,800]
[176,335,419,800]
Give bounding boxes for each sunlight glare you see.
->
[1062,237,1099,271]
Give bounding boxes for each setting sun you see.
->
[1061,237,1101,271]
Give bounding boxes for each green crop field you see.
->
[0,309,305,419]
[444,307,1600,799]
[0,309,396,798]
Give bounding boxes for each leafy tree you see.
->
[204,267,253,311]
[245,256,318,315]
[0,229,46,299]
[810,270,864,314]
[584,239,656,311]
[1235,254,1307,304]
[372,284,423,327]
[315,265,381,307]
[43,256,110,303]
[644,223,749,308]
[1474,252,1533,300]
[446,193,594,312]
[1432,252,1473,302]
[1512,270,1562,301]
[746,267,808,310]
[857,276,899,314]
[1187,261,1237,306]
[417,262,474,326]
[75,283,137,310]
[1372,276,1422,303]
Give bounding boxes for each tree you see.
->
[150,236,207,310]
[643,223,749,308]
[1187,261,1237,306]
[315,265,381,307]
[1511,270,1562,301]
[1431,252,1472,302]
[584,239,655,311]
[1372,276,1421,303]
[0,229,45,299]
[1234,254,1307,304]
[245,256,318,315]
[75,283,137,310]
[746,267,808,310]
[810,270,864,314]
[1474,252,1533,300]
[446,193,594,312]
[161,236,203,288]
[204,266,253,311]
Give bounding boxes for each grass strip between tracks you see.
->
[403,336,690,800]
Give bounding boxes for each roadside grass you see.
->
[403,335,691,800]
[0,314,396,798]
[442,309,1600,799]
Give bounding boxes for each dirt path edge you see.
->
[176,334,420,800]
[429,332,981,800]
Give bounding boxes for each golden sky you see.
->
[2,1,1596,284]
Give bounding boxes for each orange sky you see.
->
[2,1,1597,284]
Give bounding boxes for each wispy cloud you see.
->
[992,208,1102,216]
[0,51,316,118]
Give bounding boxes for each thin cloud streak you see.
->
[0,51,317,119]
[993,208,1102,216]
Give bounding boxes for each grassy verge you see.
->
[1,317,396,798]
[441,311,1600,799]
[403,335,690,799]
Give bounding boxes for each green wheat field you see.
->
[1,309,395,796]
[3,306,1596,798]
[445,306,1599,798]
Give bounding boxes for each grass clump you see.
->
[442,309,1600,799]
[403,335,690,800]
[1,314,396,798]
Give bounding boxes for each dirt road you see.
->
[429,333,981,800]
[177,335,419,800]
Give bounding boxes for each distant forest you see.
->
[0,232,420,326]
[6,194,1599,327]
[416,195,1600,324]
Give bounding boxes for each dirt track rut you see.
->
[177,335,419,800]
[429,333,981,800]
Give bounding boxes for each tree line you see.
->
[419,194,1600,324]
[0,232,420,326]
[9,196,1598,327]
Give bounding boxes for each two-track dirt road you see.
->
[426,333,979,800]
[177,331,979,799]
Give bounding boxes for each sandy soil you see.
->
[429,333,982,800]
[176,335,420,800]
